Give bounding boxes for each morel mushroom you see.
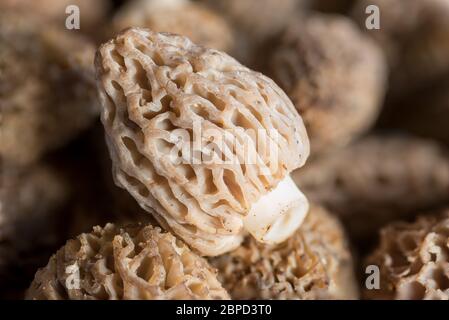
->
[352,0,449,94]
[268,14,387,154]
[113,0,234,53]
[95,28,310,256]
[26,223,230,300]
[364,209,449,300]
[292,135,449,240]
[210,204,358,299]
[0,12,98,165]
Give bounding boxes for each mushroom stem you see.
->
[243,175,309,244]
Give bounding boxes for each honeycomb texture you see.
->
[0,12,99,165]
[210,205,358,299]
[26,223,230,300]
[269,14,387,154]
[352,0,449,94]
[95,28,310,256]
[364,210,449,300]
[113,0,234,53]
[292,135,449,239]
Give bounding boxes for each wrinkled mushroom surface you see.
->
[95,28,310,256]
[364,210,449,300]
[210,205,358,300]
[26,223,230,300]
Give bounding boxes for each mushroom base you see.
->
[243,175,309,244]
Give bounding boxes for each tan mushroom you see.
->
[292,135,449,240]
[268,14,387,155]
[364,209,449,300]
[95,28,310,256]
[210,204,358,299]
[113,0,234,53]
[26,223,230,300]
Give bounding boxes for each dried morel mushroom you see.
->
[292,135,449,240]
[95,28,310,256]
[0,0,110,32]
[269,14,387,155]
[210,205,358,300]
[113,0,234,53]
[0,13,98,165]
[352,0,449,94]
[26,223,230,300]
[364,210,449,300]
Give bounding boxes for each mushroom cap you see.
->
[0,12,98,165]
[209,204,358,299]
[292,135,449,240]
[26,223,230,300]
[352,0,449,94]
[364,209,449,300]
[113,0,234,53]
[95,28,309,256]
[269,14,386,155]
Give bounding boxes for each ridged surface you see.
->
[210,205,358,299]
[293,135,449,239]
[364,209,449,300]
[269,14,386,154]
[95,28,309,256]
[26,223,230,300]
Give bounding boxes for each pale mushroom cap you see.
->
[113,0,234,53]
[269,14,387,155]
[364,209,449,300]
[95,28,309,256]
[210,204,358,300]
[26,223,230,300]
[292,135,449,239]
[0,12,98,165]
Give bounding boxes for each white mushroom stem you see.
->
[243,175,309,244]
